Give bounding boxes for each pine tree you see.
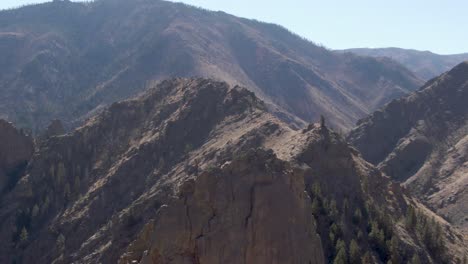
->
[330,222,342,239]
[74,175,81,191]
[410,254,421,264]
[352,208,362,225]
[311,197,320,216]
[349,239,360,264]
[333,239,347,264]
[64,182,71,200]
[312,182,322,197]
[31,204,40,218]
[320,115,326,128]
[56,233,65,250]
[369,220,387,259]
[41,195,50,215]
[20,227,28,242]
[388,236,401,264]
[330,199,339,218]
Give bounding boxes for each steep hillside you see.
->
[0,0,422,132]
[348,62,468,235]
[0,79,464,264]
[342,47,468,80]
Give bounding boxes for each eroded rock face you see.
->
[348,62,468,234]
[123,150,324,264]
[0,120,34,192]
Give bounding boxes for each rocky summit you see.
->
[0,79,465,263]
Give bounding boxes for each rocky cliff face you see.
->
[0,0,422,132]
[121,150,325,264]
[0,78,463,263]
[348,62,468,235]
[0,120,34,193]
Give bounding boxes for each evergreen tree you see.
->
[388,236,401,264]
[405,206,416,228]
[330,199,339,218]
[31,204,40,218]
[333,239,347,264]
[56,233,65,250]
[74,175,81,191]
[369,220,387,259]
[410,254,421,264]
[312,182,322,198]
[352,208,362,225]
[349,239,360,264]
[311,197,320,216]
[320,115,326,128]
[20,227,28,242]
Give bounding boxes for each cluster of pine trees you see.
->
[308,182,449,264]
[404,206,446,262]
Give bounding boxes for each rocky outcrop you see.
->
[348,62,468,234]
[0,120,34,193]
[122,150,324,264]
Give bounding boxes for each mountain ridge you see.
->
[0,0,422,132]
[348,61,468,235]
[0,78,465,263]
[340,47,468,80]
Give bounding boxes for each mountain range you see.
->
[342,47,468,81]
[0,0,423,132]
[0,0,467,263]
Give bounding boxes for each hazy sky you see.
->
[1,0,467,55]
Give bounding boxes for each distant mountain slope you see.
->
[0,78,464,263]
[0,0,422,132]
[342,47,468,80]
[348,62,468,235]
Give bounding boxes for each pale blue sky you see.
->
[1,0,467,55]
